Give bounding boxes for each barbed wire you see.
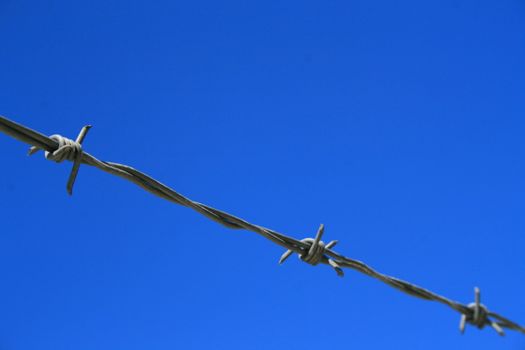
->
[0,114,523,336]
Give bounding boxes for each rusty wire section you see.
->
[0,115,523,336]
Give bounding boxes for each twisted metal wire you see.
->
[0,115,523,336]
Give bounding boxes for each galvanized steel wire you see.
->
[0,114,523,336]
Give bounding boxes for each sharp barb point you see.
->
[279,250,293,265]
[460,314,467,334]
[325,240,338,249]
[491,322,505,336]
[28,146,39,156]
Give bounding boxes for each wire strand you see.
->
[0,114,523,336]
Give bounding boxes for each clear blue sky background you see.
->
[0,1,524,349]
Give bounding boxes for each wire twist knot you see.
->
[299,237,326,265]
[44,134,83,162]
[465,301,489,329]
[28,125,92,195]
[278,224,344,276]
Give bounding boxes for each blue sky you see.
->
[1,1,524,349]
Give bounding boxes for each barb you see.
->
[28,126,92,195]
[279,224,344,277]
[459,287,505,335]
[0,115,523,336]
